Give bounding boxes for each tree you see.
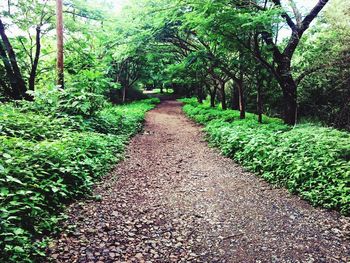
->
[254,0,330,124]
[0,18,27,100]
[56,0,64,88]
[0,0,53,100]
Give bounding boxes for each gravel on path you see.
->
[49,100,350,263]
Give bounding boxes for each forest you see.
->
[0,0,349,262]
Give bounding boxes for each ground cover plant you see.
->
[181,98,350,216]
[0,97,159,262]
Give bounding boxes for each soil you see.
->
[49,100,350,263]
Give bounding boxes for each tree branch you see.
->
[271,0,297,31]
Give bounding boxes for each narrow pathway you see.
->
[50,101,350,263]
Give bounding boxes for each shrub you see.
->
[0,98,159,262]
[180,99,350,215]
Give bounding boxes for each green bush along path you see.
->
[0,98,159,262]
[181,98,350,215]
[49,100,350,262]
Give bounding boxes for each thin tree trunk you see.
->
[220,80,227,110]
[122,85,127,103]
[56,0,64,88]
[257,75,263,123]
[237,77,245,119]
[7,0,11,14]
[209,85,217,108]
[28,26,41,95]
[210,93,215,107]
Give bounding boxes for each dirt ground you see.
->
[49,100,350,263]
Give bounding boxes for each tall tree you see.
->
[254,0,330,124]
[56,0,64,88]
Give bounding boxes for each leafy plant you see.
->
[181,98,350,215]
[0,98,159,262]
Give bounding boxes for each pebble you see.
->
[48,102,350,263]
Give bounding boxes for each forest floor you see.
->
[49,100,350,263]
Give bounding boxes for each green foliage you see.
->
[0,98,159,262]
[0,105,69,141]
[181,98,282,124]
[294,0,350,130]
[181,99,350,215]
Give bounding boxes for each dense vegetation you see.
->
[181,98,350,215]
[0,0,349,261]
[0,96,159,261]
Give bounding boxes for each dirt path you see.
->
[50,100,350,263]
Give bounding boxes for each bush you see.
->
[180,98,350,215]
[0,98,159,262]
[0,105,70,141]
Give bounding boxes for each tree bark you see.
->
[197,84,204,104]
[279,75,298,125]
[122,85,127,103]
[28,26,41,95]
[0,18,27,100]
[209,84,217,108]
[220,80,227,110]
[56,0,64,88]
[0,42,16,99]
[231,84,239,110]
[276,58,298,125]
[7,0,11,14]
[237,78,245,119]
[256,74,263,123]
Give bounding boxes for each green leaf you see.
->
[6,176,24,185]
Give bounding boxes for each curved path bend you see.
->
[50,100,350,263]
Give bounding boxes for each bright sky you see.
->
[279,0,320,40]
[113,0,129,14]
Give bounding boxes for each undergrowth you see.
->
[180,98,350,216]
[0,96,159,262]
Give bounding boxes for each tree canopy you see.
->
[1,0,349,128]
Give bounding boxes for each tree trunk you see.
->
[220,80,227,110]
[209,84,217,108]
[257,0,329,125]
[0,19,27,100]
[231,84,239,110]
[280,77,297,125]
[7,0,11,14]
[0,42,16,99]
[197,85,204,104]
[28,26,41,98]
[237,78,245,119]
[122,85,127,103]
[56,0,64,88]
[257,75,263,123]
[277,60,298,125]
[210,93,215,107]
